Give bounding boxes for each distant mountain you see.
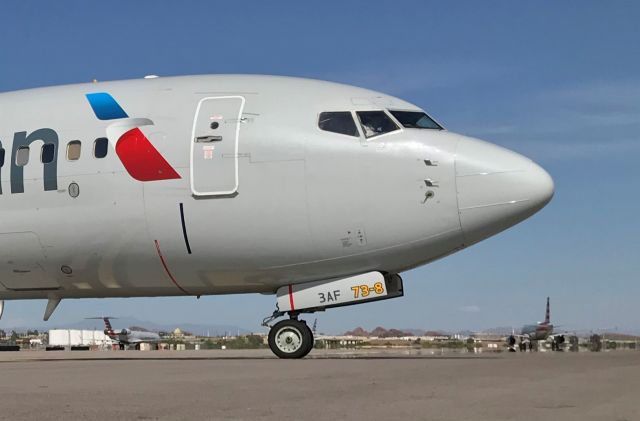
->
[423,330,449,337]
[344,327,369,336]
[344,326,415,337]
[403,328,427,336]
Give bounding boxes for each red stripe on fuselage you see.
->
[154,240,191,295]
[116,128,181,182]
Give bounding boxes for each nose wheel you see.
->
[267,318,314,359]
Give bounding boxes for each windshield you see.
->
[318,112,359,137]
[356,111,400,138]
[389,110,443,130]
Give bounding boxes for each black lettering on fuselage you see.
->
[10,128,59,194]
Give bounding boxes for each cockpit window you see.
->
[389,110,443,130]
[318,112,359,137]
[356,111,399,138]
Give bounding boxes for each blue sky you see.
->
[1,1,638,334]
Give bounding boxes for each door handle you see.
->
[195,135,222,143]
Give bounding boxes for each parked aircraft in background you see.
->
[521,297,554,340]
[0,74,553,358]
[87,317,160,349]
[509,297,565,351]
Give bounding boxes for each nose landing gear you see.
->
[261,272,403,358]
[267,317,314,359]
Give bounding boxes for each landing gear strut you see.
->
[267,316,314,359]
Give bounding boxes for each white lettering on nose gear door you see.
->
[277,272,403,312]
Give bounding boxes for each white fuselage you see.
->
[0,75,553,303]
[109,330,161,345]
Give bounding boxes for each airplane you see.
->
[0,74,554,358]
[509,297,565,351]
[86,316,161,349]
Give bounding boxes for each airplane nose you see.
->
[455,137,554,245]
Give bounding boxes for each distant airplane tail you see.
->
[544,297,550,324]
[86,316,116,336]
[103,317,115,335]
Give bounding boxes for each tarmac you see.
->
[0,349,638,421]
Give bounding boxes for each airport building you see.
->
[48,329,112,347]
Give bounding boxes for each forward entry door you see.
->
[190,96,245,196]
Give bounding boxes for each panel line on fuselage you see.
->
[179,203,192,254]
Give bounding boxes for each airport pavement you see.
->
[0,349,638,420]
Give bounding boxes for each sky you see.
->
[0,1,638,334]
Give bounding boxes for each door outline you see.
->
[189,96,245,196]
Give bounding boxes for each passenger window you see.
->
[356,111,399,138]
[0,148,4,167]
[41,144,55,164]
[16,146,30,167]
[67,141,81,161]
[318,112,359,137]
[389,110,443,130]
[94,137,108,158]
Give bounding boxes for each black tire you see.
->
[300,321,314,358]
[268,319,313,359]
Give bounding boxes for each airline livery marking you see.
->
[86,92,181,182]
[85,93,129,120]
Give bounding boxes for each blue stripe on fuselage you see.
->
[86,92,129,120]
